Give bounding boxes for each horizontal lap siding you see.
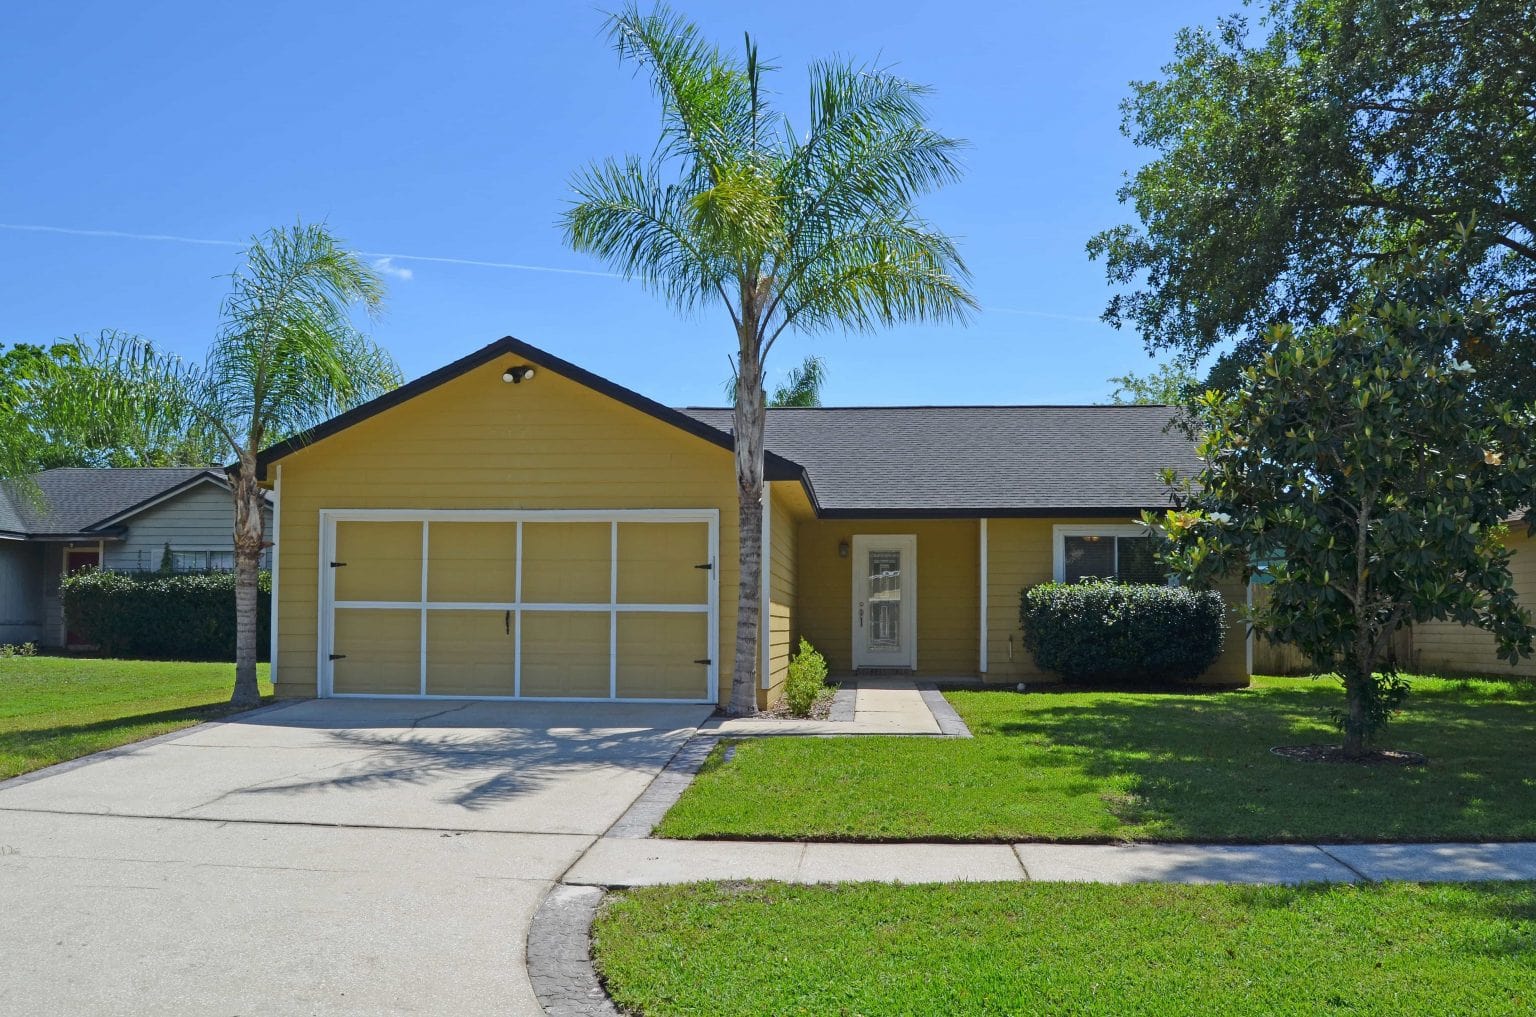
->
[272,360,740,702]
[797,518,978,676]
[985,517,1249,686]
[103,483,271,572]
[765,485,798,703]
[1413,532,1536,678]
[0,541,44,643]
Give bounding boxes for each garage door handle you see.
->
[693,658,711,665]
[329,653,346,661]
[330,561,347,568]
[694,562,713,570]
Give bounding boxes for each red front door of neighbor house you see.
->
[64,548,101,646]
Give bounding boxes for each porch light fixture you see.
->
[838,540,849,558]
[502,365,536,384]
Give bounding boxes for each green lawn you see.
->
[594,881,1536,1016]
[658,675,1536,843]
[0,656,271,780]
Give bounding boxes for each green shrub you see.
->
[62,570,270,661]
[784,638,831,716]
[1020,580,1226,683]
[0,642,38,658]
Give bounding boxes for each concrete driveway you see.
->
[0,698,711,1016]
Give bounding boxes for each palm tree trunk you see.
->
[230,453,264,708]
[728,338,766,717]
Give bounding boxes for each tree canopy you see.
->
[1149,249,1536,756]
[0,332,216,479]
[1106,360,1198,405]
[1089,0,1536,395]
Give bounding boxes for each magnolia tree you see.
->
[1148,250,1536,756]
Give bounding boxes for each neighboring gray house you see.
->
[0,468,271,647]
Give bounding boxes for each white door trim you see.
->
[850,533,917,670]
[317,507,719,702]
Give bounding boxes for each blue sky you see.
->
[1,0,1235,407]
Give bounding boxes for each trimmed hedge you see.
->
[1020,580,1226,684]
[61,569,270,662]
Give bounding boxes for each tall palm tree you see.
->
[564,4,973,715]
[201,224,400,707]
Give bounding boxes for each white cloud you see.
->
[371,256,413,281]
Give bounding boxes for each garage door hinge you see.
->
[694,561,712,570]
[693,658,711,665]
[330,561,347,568]
[329,653,346,661]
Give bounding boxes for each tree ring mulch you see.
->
[1270,744,1428,767]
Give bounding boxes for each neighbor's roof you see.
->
[680,405,1199,516]
[251,335,1201,516]
[0,468,230,539]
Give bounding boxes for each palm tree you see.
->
[564,4,973,715]
[201,224,401,707]
[724,354,829,407]
[769,355,827,408]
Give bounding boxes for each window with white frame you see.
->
[1053,524,1166,584]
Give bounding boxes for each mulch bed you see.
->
[1271,744,1428,766]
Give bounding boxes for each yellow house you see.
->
[256,336,1253,708]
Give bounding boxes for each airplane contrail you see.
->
[0,222,620,278]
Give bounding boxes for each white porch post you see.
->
[760,488,772,691]
[979,518,989,674]
[268,464,281,686]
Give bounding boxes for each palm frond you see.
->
[203,223,397,457]
[604,2,759,188]
[770,354,827,406]
[773,213,975,340]
[565,155,740,318]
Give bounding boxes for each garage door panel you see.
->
[426,610,514,696]
[333,609,420,694]
[335,522,422,602]
[617,522,708,604]
[521,523,610,603]
[428,522,517,603]
[615,612,709,699]
[520,611,610,697]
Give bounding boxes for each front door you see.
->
[64,547,101,647]
[851,534,916,669]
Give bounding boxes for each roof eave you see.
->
[813,505,1165,520]
[249,336,812,484]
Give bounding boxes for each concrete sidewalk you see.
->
[565,837,1536,887]
[699,678,950,736]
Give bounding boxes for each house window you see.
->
[1053,525,1166,584]
[168,550,237,573]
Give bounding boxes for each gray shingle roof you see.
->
[0,468,224,537]
[678,405,1201,515]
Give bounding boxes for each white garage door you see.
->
[319,509,718,702]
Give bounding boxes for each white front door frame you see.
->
[316,507,720,703]
[850,533,918,670]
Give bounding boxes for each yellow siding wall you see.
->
[271,357,743,703]
[984,517,1249,686]
[797,518,979,675]
[763,484,799,702]
[1412,531,1536,678]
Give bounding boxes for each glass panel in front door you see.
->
[865,548,903,653]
